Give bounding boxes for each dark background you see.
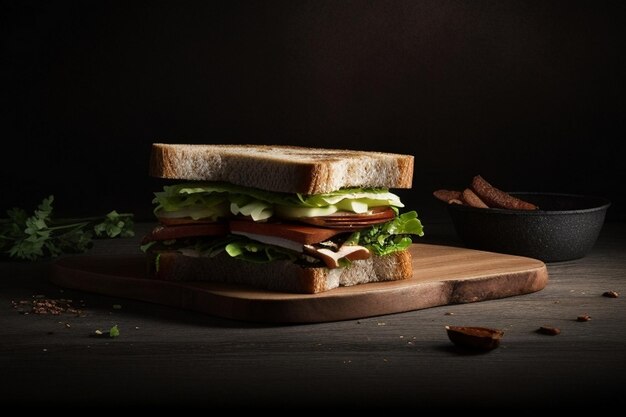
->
[2,0,624,223]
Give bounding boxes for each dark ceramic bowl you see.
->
[447,193,611,262]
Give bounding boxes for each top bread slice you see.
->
[150,143,414,194]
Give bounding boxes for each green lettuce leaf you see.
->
[228,195,273,221]
[346,211,424,256]
[297,189,404,209]
[153,182,405,220]
[153,187,230,221]
[224,238,299,263]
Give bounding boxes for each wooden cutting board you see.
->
[50,244,548,323]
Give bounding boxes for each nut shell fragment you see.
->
[445,325,504,350]
[536,326,561,335]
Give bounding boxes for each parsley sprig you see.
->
[0,196,134,261]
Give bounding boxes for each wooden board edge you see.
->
[49,260,548,323]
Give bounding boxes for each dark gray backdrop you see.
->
[2,0,624,222]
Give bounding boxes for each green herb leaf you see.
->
[93,210,135,238]
[109,325,120,338]
[0,196,135,261]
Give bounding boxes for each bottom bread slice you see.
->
[148,250,413,294]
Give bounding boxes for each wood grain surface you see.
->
[49,244,547,323]
[1,222,624,408]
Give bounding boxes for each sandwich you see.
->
[142,143,424,293]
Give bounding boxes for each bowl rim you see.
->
[446,192,611,216]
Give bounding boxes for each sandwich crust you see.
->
[149,249,413,294]
[150,143,414,194]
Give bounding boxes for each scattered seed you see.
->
[94,330,103,335]
[577,315,591,322]
[602,291,619,298]
[11,296,85,316]
[537,326,561,335]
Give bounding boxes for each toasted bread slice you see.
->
[149,143,414,194]
[147,250,413,294]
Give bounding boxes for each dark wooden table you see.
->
[1,222,625,408]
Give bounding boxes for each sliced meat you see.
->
[303,244,371,269]
[229,220,345,245]
[157,217,224,226]
[143,223,228,244]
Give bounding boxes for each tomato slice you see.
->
[297,207,396,229]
